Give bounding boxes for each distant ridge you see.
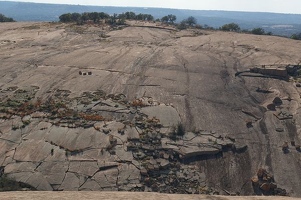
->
[1,1,301,36]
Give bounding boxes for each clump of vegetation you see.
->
[177,21,188,30]
[22,120,31,128]
[59,11,154,26]
[0,13,15,22]
[11,120,31,130]
[161,14,177,24]
[11,125,19,130]
[251,27,270,35]
[185,16,197,26]
[58,11,286,38]
[131,99,147,107]
[219,23,272,36]
[220,23,240,32]
[176,16,198,30]
[79,113,104,121]
[169,123,185,140]
[291,33,301,40]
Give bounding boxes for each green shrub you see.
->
[169,123,185,140]
[12,125,19,130]
[220,23,240,32]
[251,28,265,35]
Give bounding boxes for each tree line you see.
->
[0,13,15,22]
[59,11,301,40]
[220,22,301,39]
[59,12,156,25]
[58,12,269,36]
[59,12,199,28]
[219,23,272,35]
[0,11,301,40]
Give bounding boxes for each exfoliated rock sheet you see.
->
[0,22,301,196]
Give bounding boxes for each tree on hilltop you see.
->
[185,16,197,26]
[136,13,154,21]
[124,12,136,19]
[59,13,72,22]
[291,33,301,40]
[88,12,100,23]
[161,14,177,24]
[220,23,240,32]
[98,12,110,19]
[177,20,187,30]
[176,16,197,30]
[70,13,81,22]
[251,27,265,35]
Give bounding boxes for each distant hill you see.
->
[1,1,301,36]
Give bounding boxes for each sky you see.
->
[4,0,301,14]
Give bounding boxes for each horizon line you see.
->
[1,0,301,15]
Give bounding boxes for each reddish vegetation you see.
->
[79,113,104,121]
[16,102,35,117]
[131,99,146,107]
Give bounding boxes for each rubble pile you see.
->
[251,168,288,196]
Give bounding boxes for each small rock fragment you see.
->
[140,168,148,176]
[270,182,277,189]
[257,168,267,178]
[260,182,271,191]
[251,176,259,186]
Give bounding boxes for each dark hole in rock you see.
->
[273,97,282,106]
[267,104,276,111]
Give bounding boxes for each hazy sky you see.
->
[5,0,301,14]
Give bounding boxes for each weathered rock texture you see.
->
[0,22,301,196]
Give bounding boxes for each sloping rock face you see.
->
[0,22,301,196]
[0,87,238,193]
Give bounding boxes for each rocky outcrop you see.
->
[0,86,245,194]
[250,67,288,78]
[251,168,287,196]
[1,22,301,197]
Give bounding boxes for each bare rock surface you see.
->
[0,22,301,197]
[1,192,301,200]
[141,105,181,127]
